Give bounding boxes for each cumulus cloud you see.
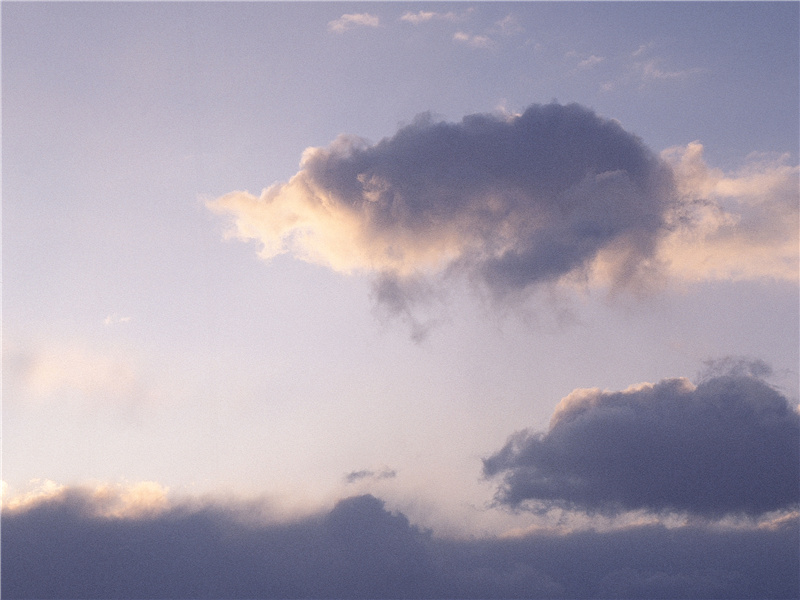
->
[327,13,379,33]
[3,489,797,598]
[483,368,800,518]
[209,103,798,328]
[209,103,674,309]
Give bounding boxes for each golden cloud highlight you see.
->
[658,142,799,282]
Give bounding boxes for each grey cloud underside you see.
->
[305,103,672,290]
[483,373,800,517]
[3,492,797,599]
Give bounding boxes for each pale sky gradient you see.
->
[3,0,799,553]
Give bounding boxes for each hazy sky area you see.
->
[2,2,799,598]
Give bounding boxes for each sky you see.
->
[2,2,799,598]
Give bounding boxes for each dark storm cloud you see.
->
[3,489,798,599]
[483,371,800,518]
[210,103,675,310]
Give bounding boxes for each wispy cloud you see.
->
[327,13,380,33]
[493,15,524,36]
[453,31,494,49]
[638,58,705,81]
[578,54,604,69]
[400,10,438,24]
[566,50,605,71]
[399,9,466,25]
[600,43,706,92]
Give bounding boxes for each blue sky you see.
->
[2,3,799,597]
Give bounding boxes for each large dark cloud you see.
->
[483,371,800,518]
[3,489,797,599]
[210,103,675,306]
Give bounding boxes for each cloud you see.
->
[483,368,800,518]
[209,103,674,311]
[399,9,464,25]
[3,338,175,415]
[656,142,799,282]
[638,58,705,81]
[2,479,169,518]
[103,314,131,326]
[208,103,798,330]
[600,44,705,92]
[493,15,523,36]
[7,342,138,402]
[327,13,379,33]
[453,31,494,49]
[1,479,65,512]
[400,10,437,24]
[578,54,605,69]
[344,468,397,484]
[3,488,797,598]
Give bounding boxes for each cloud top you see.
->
[210,103,673,300]
[484,370,800,518]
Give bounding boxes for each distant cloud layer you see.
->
[210,103,798,325]
[484,370,800,518]
[3,489,797,598]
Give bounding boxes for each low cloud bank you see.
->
[484,368,799,518]
[3,489,797,599]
